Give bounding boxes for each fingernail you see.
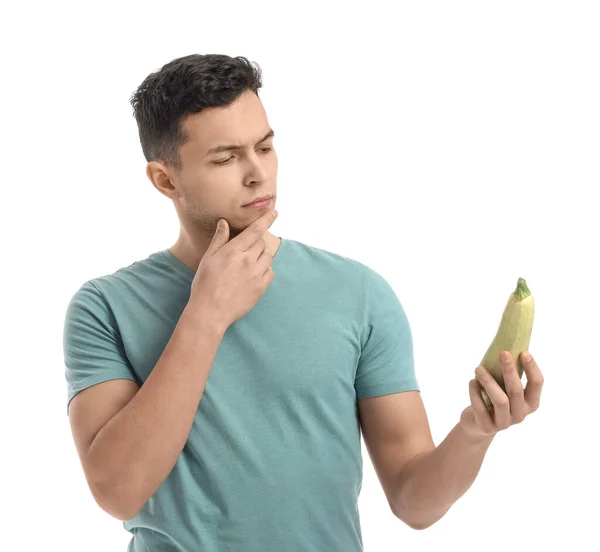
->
[500,351,510,363]
[522,350,532,361]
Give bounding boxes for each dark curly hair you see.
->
[129,53,263,172]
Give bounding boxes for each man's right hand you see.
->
[189,209,279,329]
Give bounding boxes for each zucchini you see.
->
[478,277,535,408]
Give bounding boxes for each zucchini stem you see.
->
[514,277,531,301]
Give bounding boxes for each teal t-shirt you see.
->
[63,237,419,551]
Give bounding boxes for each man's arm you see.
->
[359,350,543,530]
[359,391,495,530]
[392,422,495,529]
[77,301,227,520]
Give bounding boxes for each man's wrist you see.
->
[182,297,229,336]
[457,419,497,446]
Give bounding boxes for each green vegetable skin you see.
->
[478,277,535,409]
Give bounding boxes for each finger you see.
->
[247,236,269,260]
[521,350,544,413]
[500,351,527,423]
[476,366,511,430]
[235,209,278,251]
[468,379,494,433]
[257,242,274,272]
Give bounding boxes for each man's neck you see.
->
[169,233,282,273]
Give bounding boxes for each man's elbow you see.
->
[90,480,140,521]
[392,505,441,531]
[106,502,139,522]
[396,513,432,531]
[406,518,434,531]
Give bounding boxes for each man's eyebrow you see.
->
[206,129,275,155]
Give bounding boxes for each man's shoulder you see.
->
[67,249,169,307]
[287,238,372,277]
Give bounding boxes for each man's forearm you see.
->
[87,301,227,520]
[394,422,495,530]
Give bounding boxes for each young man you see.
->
[63,53,544,551]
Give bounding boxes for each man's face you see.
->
[162,90,278,241]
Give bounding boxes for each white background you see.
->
[2,1,598,550]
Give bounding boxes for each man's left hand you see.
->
[459,350,544,439]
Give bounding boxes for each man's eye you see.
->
[214,158,232,165]
[213,147,273,166]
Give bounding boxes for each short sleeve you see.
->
[63,281,139,416]
[355,270,419,399]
